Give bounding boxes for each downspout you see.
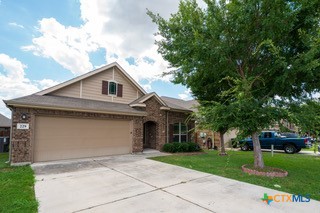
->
[8,106,13,163]
[166,111,169,143]
[80,80,83,98]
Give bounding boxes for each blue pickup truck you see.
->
[240,131,308,154]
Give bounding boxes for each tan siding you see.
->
[48,67,144,103]
[112,67,142,104]
[81,67,143,103]
[50,82,80,98]
[81,68,113,102]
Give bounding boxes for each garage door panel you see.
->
[34,116,132,162]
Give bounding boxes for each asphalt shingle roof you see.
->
[4,95,146,116]
[129,93,156,105]
[0,113,11,127]
[161,96,199,112]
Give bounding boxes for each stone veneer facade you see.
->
[10,97,194,163]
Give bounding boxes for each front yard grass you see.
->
[0,153,38,213]
[151,150,320,201]
[303,144,318,152]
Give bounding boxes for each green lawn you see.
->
[0,153,38,213]
[151,150,320,201]
[303,144,318,152]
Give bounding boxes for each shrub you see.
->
[162,143,176,153]
[162,142,201,153]
[187,142,201,152]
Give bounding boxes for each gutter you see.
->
[129,103,146,107]
[166,111,169,143]
[166,108,193,113]
[5,102,147,117]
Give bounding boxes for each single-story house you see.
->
[4,62,197,164]
[0,113,11,135]
[0,113,11,152]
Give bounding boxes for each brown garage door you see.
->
[34,116,132,162]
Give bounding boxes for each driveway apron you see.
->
[32,153,320,213]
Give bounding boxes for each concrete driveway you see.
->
[32,151,320,213]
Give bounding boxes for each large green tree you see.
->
[149,0,320,168]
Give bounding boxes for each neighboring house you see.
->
[270,120,298,133]
[0,113,11,136]
[0,113,11,152]
[4,62,196,164]
[195,129,238,149]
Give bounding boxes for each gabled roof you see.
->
[36,62,146,96]
[161,96,199,112]
[4,95,146,116]
[129,93,198,113]
[0,113,11,127]
[129,92,168,107]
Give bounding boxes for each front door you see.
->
[143,121,157,149]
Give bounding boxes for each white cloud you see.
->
[79,0,180,85]
[21,18,96,75]
[312,92,320,99]
[178,89,192,100]
[0,54,58,117]
[8,22,25,29]
[35,79,60,90]
[21,0,207,87]
[142,84,152,92]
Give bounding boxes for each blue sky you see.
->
[0,0,203,118]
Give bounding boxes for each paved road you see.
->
[227,147,320,156]
[32,152,320,213]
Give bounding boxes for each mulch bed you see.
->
[242,164,288,177]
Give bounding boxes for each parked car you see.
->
[281,132,312,148]
[281,132,299,138]
[240,131,308,154]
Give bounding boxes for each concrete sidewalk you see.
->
[32,152,320,213]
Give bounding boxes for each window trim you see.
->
[108,81,117,96]
[173,122,188,142]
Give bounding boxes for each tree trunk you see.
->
[252,131,264,169]
[219,131,227,156]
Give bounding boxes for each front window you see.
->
[109,82,117,95]
[173,122,187,142]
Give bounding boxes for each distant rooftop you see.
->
[0,113,11,127]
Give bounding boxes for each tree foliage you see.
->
[149,0,320,168]
[290,100,320,136]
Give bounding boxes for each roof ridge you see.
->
[35,62,146,96]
